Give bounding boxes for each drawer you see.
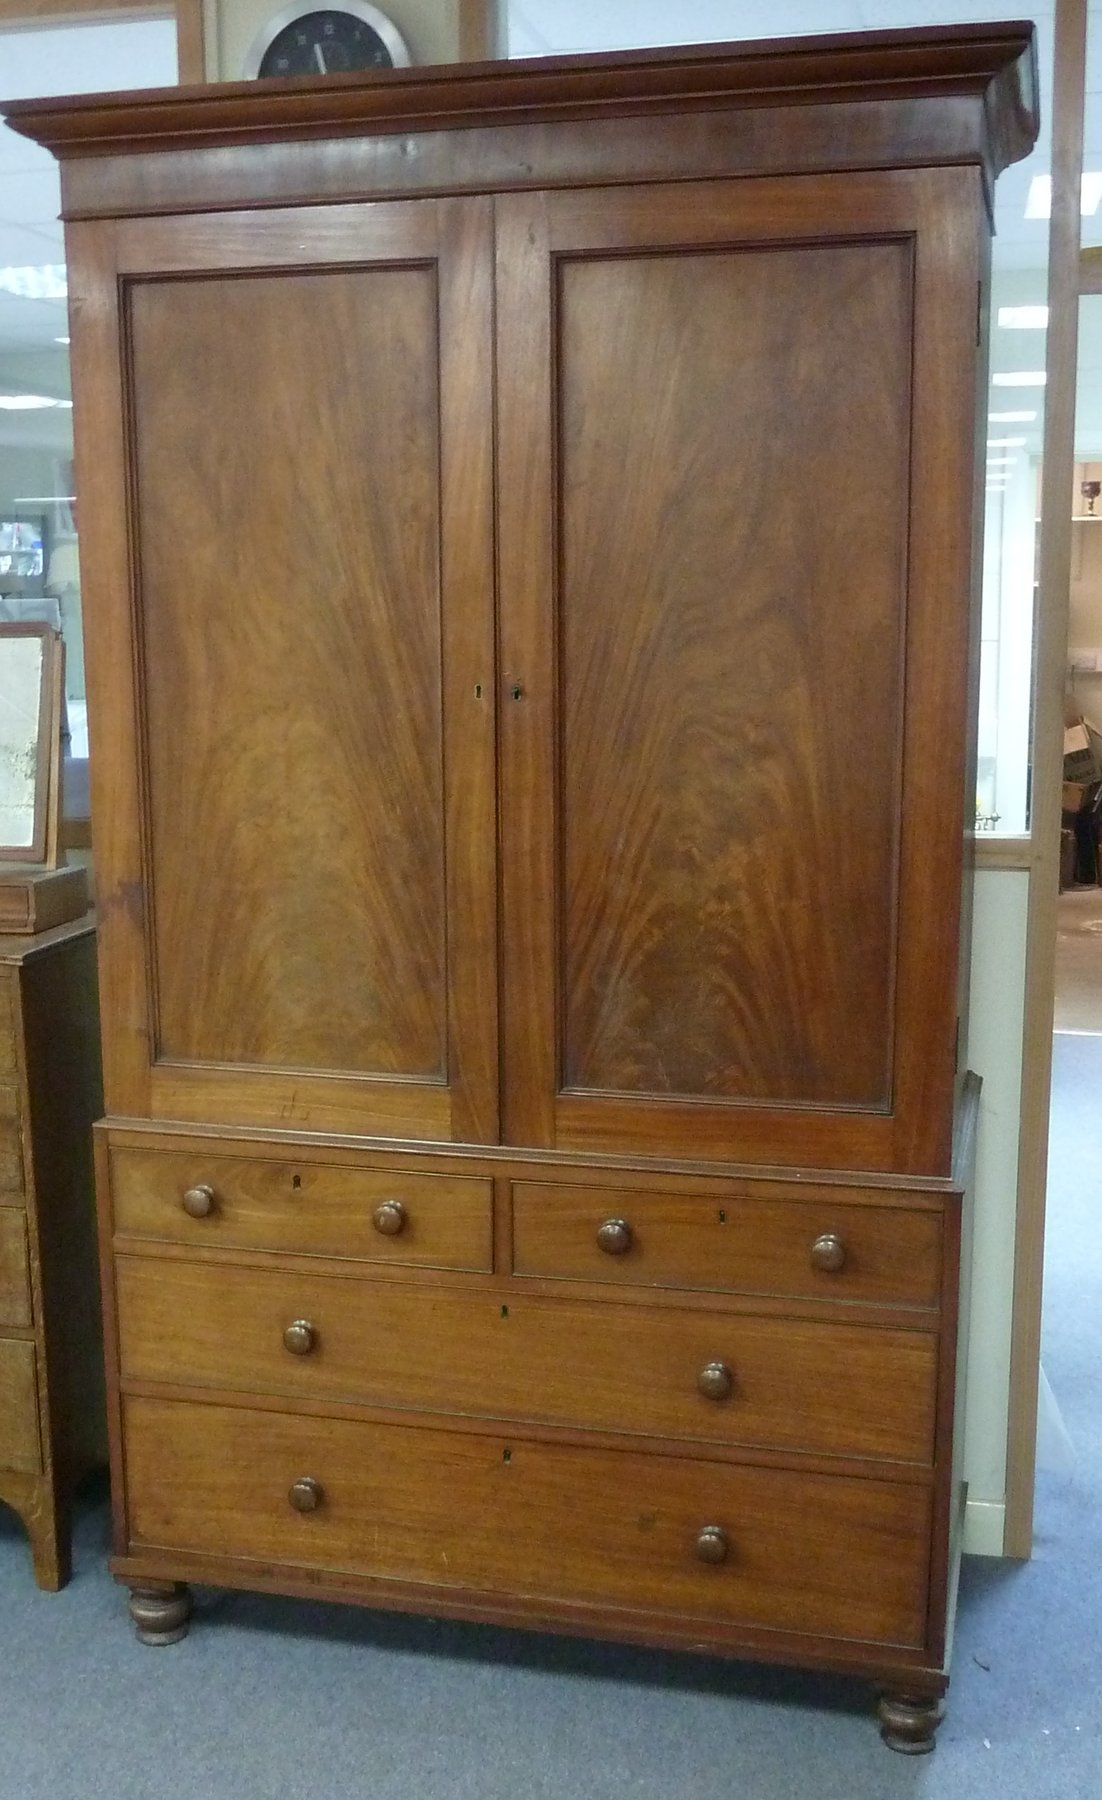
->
[0,1337,40,1473]
[110,1148,493,1272]
[116,1257,937,1464]
[0,1097,23,1195]
[0,1210,31,1328]
[0,974,17,1077]
[125,1395,930,1649]
[513,1182,943,1309]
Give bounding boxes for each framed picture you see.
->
[0,623,64,866]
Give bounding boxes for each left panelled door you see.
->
[69,197,499,1143]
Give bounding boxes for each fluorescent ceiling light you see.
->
[998,305,1048,329]
[0,394,65,409]
[986,457,1017,467]
[987,437,1027,447]
[989,410,1037,422]
[0,265,67,301]
[12,496,76,505]
[1025,172,1102,218]
[992,372,1046,387]
[54,336,70,345]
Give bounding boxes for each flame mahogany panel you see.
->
[556,240,910,1108]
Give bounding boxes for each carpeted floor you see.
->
[1053,886,1102,1033]
[0,1038,1099,1799]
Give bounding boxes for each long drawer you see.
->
[110,1147,493,1272]
[125,1395,931,1649]
[0,1337,40,1473]
[0,1209,31,1328]
[512,1181,943,1309]
[116,1256,937,1464]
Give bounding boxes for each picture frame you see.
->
[0,622,64,867]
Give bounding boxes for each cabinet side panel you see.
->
[128,266,448,1081]
[557,241,910,1108]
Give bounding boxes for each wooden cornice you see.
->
[1,21,1038,176]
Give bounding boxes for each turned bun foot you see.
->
[877,1691,945,1754]
[127,1583,193,1646]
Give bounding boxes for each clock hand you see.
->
[313,42,327,73]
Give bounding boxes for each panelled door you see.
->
[496,171,984,1176]
[70,197,499,1142]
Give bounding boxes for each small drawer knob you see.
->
[596,1217,633,1256]
[697,1360,733,1402]
[810,1232,847,1273]
[695,1525,728,1565]
[288,1477,323,1513]
[283,1319,316,1356]
[373,1199,407,1237]
[181,1183,215,1219]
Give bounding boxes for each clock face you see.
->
[247,2,411,79]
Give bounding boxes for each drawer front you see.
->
[0,1094,24,1196]
[0,973,17,1078]
[125,1395,930,1649]
[110,1148,493,1272]
[0,1210,31,1328]
[0,1337,40,1473]
[116,1257,937,1464]
[513,1182,943,1309]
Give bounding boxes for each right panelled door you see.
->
[496,170,984,1176]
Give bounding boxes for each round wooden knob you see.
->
[283,1319,316,1356]
[596,1217,633,1256]
[288,1477,323,1513]
[181,1183,215,1219]
[695,1525,728,1565]
[697,1360,733,1402]
[810,1232,847,1273]
[373,1199,407,1237]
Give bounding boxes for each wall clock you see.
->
[242,1,412,79]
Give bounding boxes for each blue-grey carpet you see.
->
[0,1037,1098,1799]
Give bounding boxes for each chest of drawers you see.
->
[0,918,104,1588]
[100,1100,974,1752]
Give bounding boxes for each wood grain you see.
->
[124,1394,932,1648]
[512,1183,943,1310]
[71,197,498,1141]
[498,170,980,1175]
[556,239,908,1106]
[110,1146,492,1270]
[131,264,447,1080]
[116,1257,937,1464]
[0,1211,31,1329]
[0,1338,40,1474]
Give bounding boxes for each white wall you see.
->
[963,870,1029,1553]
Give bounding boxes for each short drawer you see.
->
[0,1210,31,1328]
[513,1182,943,1309]
[125,1395,930,1649]
[0,1337,40,1473]
[0,1097,23,1195]
[110,1148,493,1272]
[0,974,17,1077]
[116,1257,937,1464]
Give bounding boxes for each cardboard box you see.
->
[1063,719,1102,784]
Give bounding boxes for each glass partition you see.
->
[0,16,179,821]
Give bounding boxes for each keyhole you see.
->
[474,683,483,699]
[510,683,524,701]
[291,1174,302,1190]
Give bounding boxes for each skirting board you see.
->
[964,1498,1007,1557]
